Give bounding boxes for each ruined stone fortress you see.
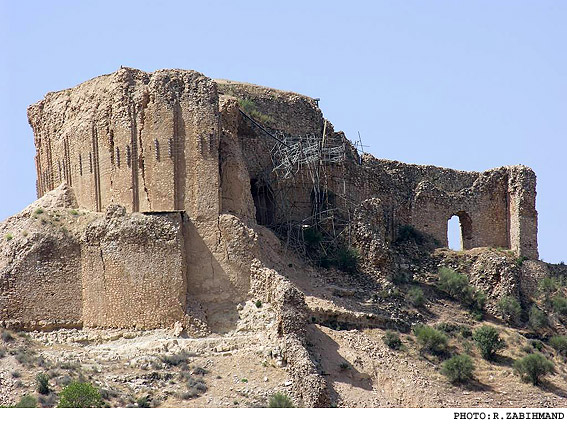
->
[0,67,539,331]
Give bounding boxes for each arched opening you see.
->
[250,178,275,226]
[447,211,473,250]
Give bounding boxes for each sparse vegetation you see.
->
[192,366,209,376]
[334,245,359,274]
[497,296,522,325]
[441,354,475,384]
[14,395,37,408]
[551,295,567,316]
[1,330,14,342]
[34,208,44,215]
[58,381,104,408]
[383,330,402,350]
[70,209,79,216]
[238,98,273,124]
[413,324,448,355]
[268,392,294,408]
[136,395,150,408]
[161,350,195,367]
[36,372,50,395]
[529,305,548,330]
[5,233,13,241]
[437,267,486,316]
[472,326,505,360]
[406,286,425,307]
[184,376,207,398]
[513,353,555,386]
[339,361,351,370]
[549,335,567,356]
[255,300,262,308]
[538,277,560,303]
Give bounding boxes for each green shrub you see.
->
[549,336,567,356]
[393,272,412,284]
[437,268,486,316]
[335,246,359,274]
[58,381,103,408]
[14,395,37,408]
[441,354,475,384]
[407,287,425,307]
[437,267,468,297]
[497,296,522,325]
[551,296,567,316]
[538,277,560,301]
[5,233,13,241]
[303,227,323,250]
[136,395,150,408]
[529,305,548,330]
[383,331,402,350]
[69,209,79,216]
[34,208,44,215]
[513,353,555,385]
[472,326,506,360]
[413,324,448,355]
[36,373,50,395]
[268,392,294,408]
[1,330,14,342]
[255,300,262,308]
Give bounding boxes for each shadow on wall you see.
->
[182,215,241,334]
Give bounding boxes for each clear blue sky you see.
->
[1,1,565,262]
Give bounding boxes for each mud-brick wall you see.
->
[81,210,188,329]
[28,68,220,222]
[0,232,82,329]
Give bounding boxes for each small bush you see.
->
[497,296,522,325]
[303,227,323,250]
[58,381,103,408]
[549,335,567,356]
[407,287,426,307]
[472,326,506,360]
[136,395,150,408]
[538,277,560,299]
[192,366,209,376]
[14,395,37,408]
[413,325,448,355]
[529,305,548,330]
[161,350,194,367]
[441,354,475,384]
[383,331,402,350]
[5,233,13,241]
[185,376,207,398]
[437,267,468,296]
[437,268,486,316]
[268,392,294,408]
[339,361,350,370]
[1,330,14,342]
[513,353,555,385]
[393,272,412,285]
[11,370,21,378]
[70,209,79,216]
[34,208,44,215]
[551,296,567,316]
[255,300,262,308]
[36,372,50,395]
[335,246,359,274]
[38,393,58,408]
